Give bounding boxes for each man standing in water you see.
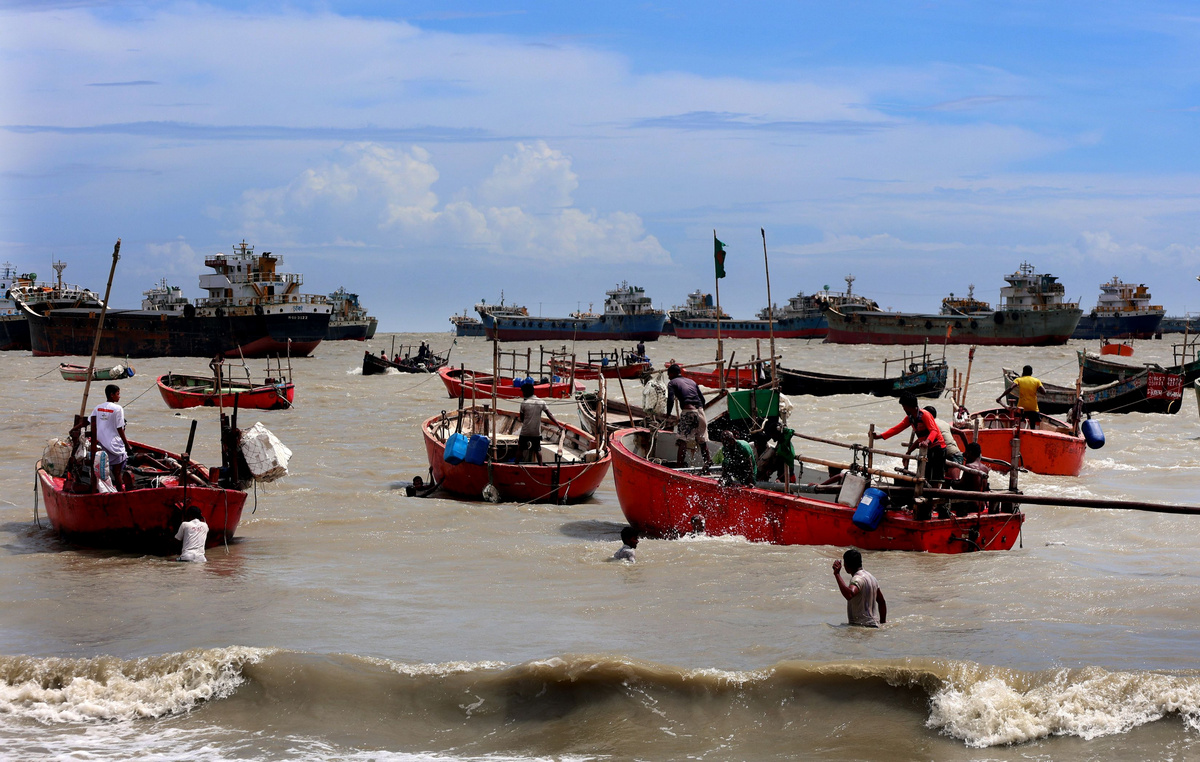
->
[832,549,886,627]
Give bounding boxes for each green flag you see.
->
[714,236,727,279]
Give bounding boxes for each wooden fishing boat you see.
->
[778,359,947,398]
[1078,349,1200,386]
[1099,341,1134,356]
[680,364,759,389]
[438,366,581,399]
[157,373,294,410]
[59,362,134,382]
[422,409,610,503]
[548,355,651,380]
[36,433,249,553]
[951,408,1086,476]
[1003,367,1184,415]
[362,345,450,375]
[609,428,1024,553]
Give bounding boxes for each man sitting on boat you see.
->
[949,442,990,515]
[878,392,947,485]
[518,381,561,465]
[718,430,757,487]
[665,364,714,472]
[996,365,1044,429]
[924,406,962,469]
[750,418,796,483]
[89,384,133,492]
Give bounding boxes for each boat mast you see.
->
[78,240,121,420]
[761,228,777,387]
[714,230,725,390]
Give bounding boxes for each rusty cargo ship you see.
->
[823,263,1082,346]
[22,242,332,358]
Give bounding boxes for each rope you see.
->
[121,381,159,408]
[32,465,40,528]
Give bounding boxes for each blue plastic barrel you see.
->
[443,432,470,465]
[1082,417,1105,449]
[852,487,888,531]
[512,378,523,387]
[464,434,490,465]
[524,376,536,387]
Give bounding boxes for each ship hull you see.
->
[27,307,329,358]
[325,319,371,341]
[670,315,827,340]
[0,314,30,351]
[1070,312,1164,340]
[824,308,1082,346]
[483,312,666,342]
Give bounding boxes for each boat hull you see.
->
[824,308,1082,346]
[1079,351,1200,385]
[59,363,134,382]
[37,465,247,554]
[157,374,294,410]
[325,319,371,341]
[483,312,666,342]
[0,313,30,351]
[26,307,328,358]
[670,315,827,340]
[1005,368,1184,415]
[778,363,947,398]
[952,411,1086,477]
[438,367,581,399]
[1071,312,1164,340]
[548,359,651,380]
[610,429,1022,553]
[421,414,610,503]
[363,351,449,375]
[681,366,759,388]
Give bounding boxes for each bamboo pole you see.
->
[761,228,777,388]
[794,453,923,484]
[791,431,914,461]
[78,239,121,419]
[918,488,1200,515]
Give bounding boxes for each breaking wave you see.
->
[2,649,1199,751]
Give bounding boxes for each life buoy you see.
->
[255,305,265,316]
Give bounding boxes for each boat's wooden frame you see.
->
[1004,367,1184,415]
[952,408,1086,476]
[438,366,581,400]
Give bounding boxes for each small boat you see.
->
[778,357,947,398]
[157,373,294,410]
[422,409,610,503]
[679,364,760,389]
[59,362,134,382]
[362,345,450,375]
[1099,341,1134,356]
[951,408,1086,476]
[37,437,249,552]
[548,347,652,380]
[438,366,581,400]
[1078,346,1200,386]
[609,428,1024,553]
[1003,367,1184,415]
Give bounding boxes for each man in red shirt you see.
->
[879,392,947,486]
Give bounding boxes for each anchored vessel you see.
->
[453,294,529,337]
[22,243,332,358]
[481,283,667,342]
[1,261,103,351]
[1070,277,1165,340]
[824,264,1082,346]
[670,276,878,340]
[325,287,377,341]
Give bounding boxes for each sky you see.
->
[2,0,1199,330]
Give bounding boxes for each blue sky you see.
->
[2,1,1199,329]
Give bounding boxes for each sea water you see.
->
[1,336,1198,760]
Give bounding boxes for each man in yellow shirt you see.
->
[997,364,1044,428]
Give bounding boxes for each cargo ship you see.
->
[325,287,377,341]
[1,261,103,351]
[23,242,331,358]
[481,283,666,342]
[823,263,1082,346]
[452,294,528,337]
[669,276,877,339]
[1070,277,1165,340]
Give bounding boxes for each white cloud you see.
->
[234,142,669,264]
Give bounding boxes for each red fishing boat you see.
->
[679,364,759,389]
[951,408,1087,477]
[1100,341,1134,357]
[157,373,294,410]
[438,367,582,400]
[422,409,610,503]
[548,356,651,381]
[610,428,1024,553]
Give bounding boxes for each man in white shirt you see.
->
[832,549,887,627]
[90,384,132,491]
[175,505,209,562]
